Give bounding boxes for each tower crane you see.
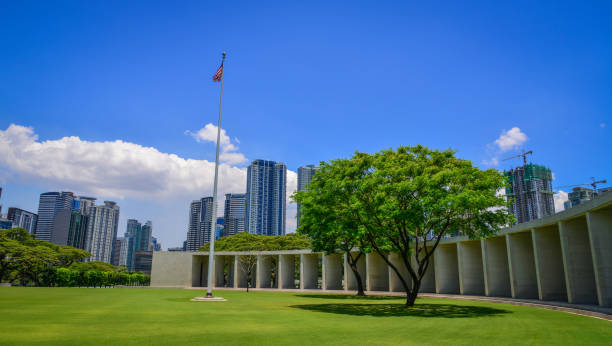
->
[555,177,608,194]
[502,149,533,166]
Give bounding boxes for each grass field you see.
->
[0,287,610,345]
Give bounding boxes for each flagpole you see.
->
[206,52,226,298]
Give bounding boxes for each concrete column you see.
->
[506,232,538,299]
[531,226,567,301]
[457,241,485,295]
[344,251,366,292]
[323,253,344,290]
[587,210,612,307]
[300,253,319,289]
[256,255,274,288]
[234,255,251,289]
[388,253,411,292]
[191,255,207,287]
[434,244,459,294]
[279,254,296,289]
[481,237,510,297]
[415,251,436,293]
[559,218,598,304]
[214,255,225,288]
[366,253,389,292]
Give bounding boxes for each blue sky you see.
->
[1,1,610,248]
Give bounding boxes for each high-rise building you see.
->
[223,193,246,237]
[111,238,123,266]
[85,201,120,263]
[186,197,214,251]
[35,192,74,242]
[119,237,130,267]
[505,164,555,224]
[7,208,38,234]
[66,211,88,249]
[123,219,141,270]
[151,236,162,251]
[563,187,596,210]
[245,159,287,236]
[297,165,318,227]
[141,221,153,251]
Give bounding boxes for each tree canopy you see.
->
[198,233,310,252]
[294,145,513,306]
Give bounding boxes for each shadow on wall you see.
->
[290,303,510,318]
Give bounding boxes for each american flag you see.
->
[213,63,223,82]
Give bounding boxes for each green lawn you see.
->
[0,287,610,345]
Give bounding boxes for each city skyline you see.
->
[1,2,610,248]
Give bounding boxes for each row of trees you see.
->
[294,145,514,306]
[0,228,150,287]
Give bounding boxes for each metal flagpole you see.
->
[206,52,226,298]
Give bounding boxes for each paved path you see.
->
[185,286,612,321]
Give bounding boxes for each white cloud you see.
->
[494,127,528,152]
[0,124,299,235]
[554,190,568,213]
[185,123,247,164]
[483,127,529,167]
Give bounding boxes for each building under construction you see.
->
[505,163,555,224]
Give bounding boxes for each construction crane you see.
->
[502,149,533,166]
[555,177,608,193]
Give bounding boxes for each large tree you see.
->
[294,179,369,296]
[295,146,513,307]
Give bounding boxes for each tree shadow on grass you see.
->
[296,294,399,301]
[290,303,510,318]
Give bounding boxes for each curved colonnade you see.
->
[151,192,612,307]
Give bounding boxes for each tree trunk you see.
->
[405,277,422,307]
[349,263,366,296]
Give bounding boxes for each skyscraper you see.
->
[245,159,287,236]
[223,193,246,236]
[141,221,153,251]
[186,197,214,251]
[35,191,74,241]
[7,207,38,234]
[297,165,318,227]
[85,201,120,263]
[505,164,555,224]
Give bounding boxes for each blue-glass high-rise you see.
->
[245,159,287,236]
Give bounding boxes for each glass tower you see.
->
[245,159,287,236]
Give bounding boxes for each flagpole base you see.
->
[191,296,226,302]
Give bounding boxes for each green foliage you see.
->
[0,228,150,287]
[198,232,311,252]
[293,145,514,306]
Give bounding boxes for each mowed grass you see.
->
[1,287,611,345]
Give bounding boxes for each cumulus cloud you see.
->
[185,123,247,164]
[483,127,529,167]
[554,190,568,213]
[494,127,528,152]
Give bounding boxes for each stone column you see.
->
[559,218,598,304]
[344,251,366,292]
[256,255,274,289]
[434,244,459,294]
[323,253,344,290]
[481,237,510,297]
[300,253,319,289]
[366,253,389,292]
[279,254,296,289]
[531,226,566,301]
[587,210,612,307]
[506,232,538,299]
[214,255,225,288]
[234,255,250,289]
[457,241,485,295]
[388,253,411,292]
